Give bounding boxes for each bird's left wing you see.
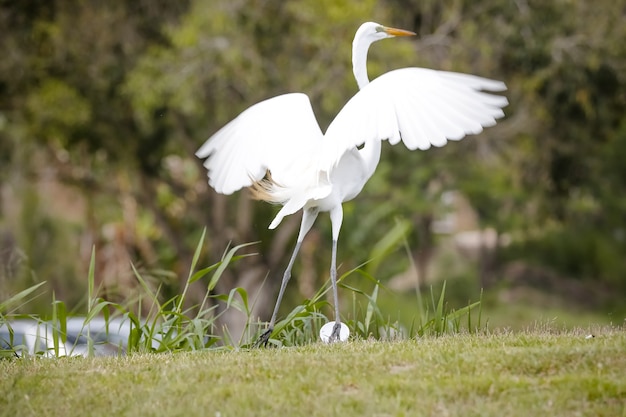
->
[196,93,323,195]
[318,68,508,170]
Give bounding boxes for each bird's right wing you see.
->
[196,93,324,195]
[317,68,508,170]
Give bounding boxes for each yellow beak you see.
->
[383,26,416,37]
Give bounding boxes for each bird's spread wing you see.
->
[196,93,323,195]
[318,68,508,170]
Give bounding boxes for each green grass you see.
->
[2,231,625,416]
[1,327,624,417]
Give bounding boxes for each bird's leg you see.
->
[255,240,301,347]
[255,208,319,347]
[328,206,344,343]
[329,239,343,342]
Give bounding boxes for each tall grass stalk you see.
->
[2,222,483,356]
[0,281,46,318]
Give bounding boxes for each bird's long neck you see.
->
[352,31,381,181]
[352,36,381,180]
[352,37,374,90]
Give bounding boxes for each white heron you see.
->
[196,22,508,344]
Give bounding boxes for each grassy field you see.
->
[2,326,624,417]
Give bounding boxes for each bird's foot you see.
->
[328,322,343,343]
[254,327,273,348]
[320,321,349,343]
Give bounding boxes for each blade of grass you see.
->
[198,242,257,315]
[435,281,447,335]
[51,292,60,357]
[207,243,258,293]
[364,283,379,336]
[0,282,47,314]
[399,228,425,324]
[177,228,207,313]
[87,246,96,357]
[131,262,162,312]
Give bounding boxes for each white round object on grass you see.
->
[320,321,350,343]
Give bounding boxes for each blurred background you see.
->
[1,0,624,335]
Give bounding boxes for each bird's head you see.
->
[352,22,416,89]
[355,22,416,43]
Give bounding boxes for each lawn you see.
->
[2,326,624,417]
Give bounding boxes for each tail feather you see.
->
[248,169,333,229]
[249,170,284,203]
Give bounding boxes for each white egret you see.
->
[196,22,508,344]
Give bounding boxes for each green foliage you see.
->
[2,230,483,356]
[504,225,626,288]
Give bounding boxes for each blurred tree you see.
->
[490,0,626,288]
[0,1,192,311]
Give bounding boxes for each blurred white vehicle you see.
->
[0,319,70,357]
[2,316,167,357]
[64,316,132,356]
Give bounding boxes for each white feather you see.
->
[196,93,323,195]
[318,68,508,170]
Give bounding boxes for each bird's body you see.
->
[196,22,508,344]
